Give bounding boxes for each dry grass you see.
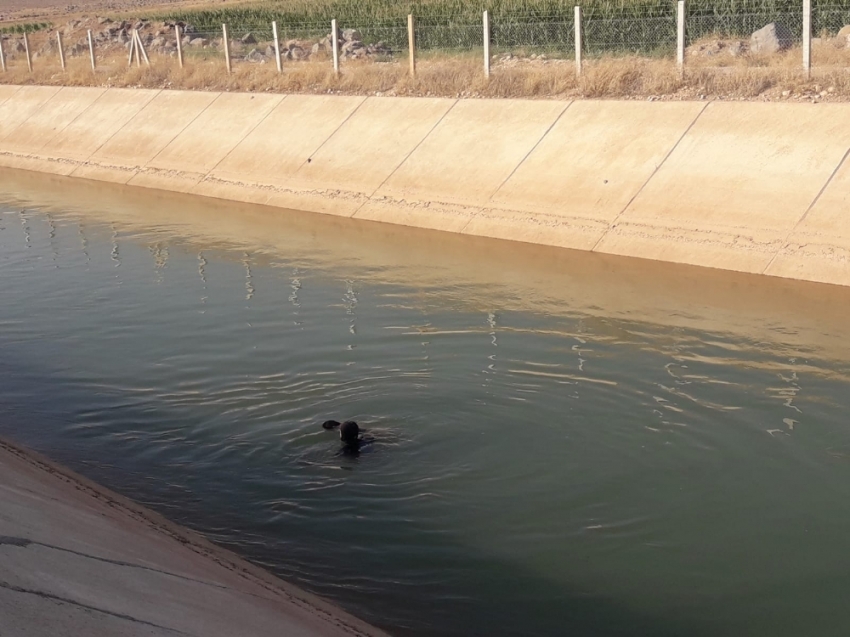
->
[4,44,850,101]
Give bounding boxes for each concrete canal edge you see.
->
[0,436,391,637]
[0,84,848,287]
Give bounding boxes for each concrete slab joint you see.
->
[0,85,848,287]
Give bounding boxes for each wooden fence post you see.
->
[175,24,184,68]
[408,14,416,77]
[273,21,282,73]
[483,10,491,78]
[134,29,150,66]
[87,29,96,70]
[24,32,32,73]
[0,38,5,72]
[222,23,232,73]
[331,19,340,76]
[128,30,138,67]
[677,0,685,77]
[574,6,582,76]
[57,32,66,70]
[803,0,812,78]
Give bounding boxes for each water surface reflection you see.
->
[2,169,850,637]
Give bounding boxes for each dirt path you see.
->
[2,0,240,25]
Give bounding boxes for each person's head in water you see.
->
[339,420,360,446]
[322,419,361,447]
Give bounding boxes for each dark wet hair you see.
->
[322,420,341,430]
[339,420,359,444]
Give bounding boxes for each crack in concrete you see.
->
[0,535,228,591]
[0,580,192,635]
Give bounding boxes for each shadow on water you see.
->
[0,355,706,637]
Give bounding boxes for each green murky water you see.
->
[2,170,850,636]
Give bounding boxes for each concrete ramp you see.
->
[298,96,454,208]
[0,87,106,174]
[43,88,160,172]
[357,99,567,232]
[766,154,850,286]
[199,94,366,212]
[1,86,849,287]
[73,90,218,184]
[0,85,22,108]
[478,100,706,250]
[0,86,60,142]
[0,438,389,637]
[596,102,850,274]
[131,92,285,193]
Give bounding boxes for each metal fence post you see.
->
[0,38,5,72]
[273,21,282,73]
[57,31,66,70]
[87,29,96,70]
[574,6,582,76]
[677,0,685,77]
[408,14,416,77]
[222,23,232,74]
[175,24,184,68]
[803,0,811,78]
[483,10,491,78]
[331,19,340,76]
[24,32,32,73]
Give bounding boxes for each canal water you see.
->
[2,170,850,637]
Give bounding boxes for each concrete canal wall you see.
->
[0,84,848,287]
[0,437,389,637]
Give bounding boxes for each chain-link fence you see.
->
[5,1,850,75]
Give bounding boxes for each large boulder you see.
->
[241,32,257,44]
[750,22,793,54]
[342,28,361,42]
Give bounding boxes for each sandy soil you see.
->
[1,0,238,25]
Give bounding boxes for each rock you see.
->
[832,25,850,47]
[265,45,276,57]
[727,40,747,56]
[151,37,165,48]
[246,48,264,62]
[342,29,361,42]
[285,39,299,49]
[189,37,208,47]
[241,32,256,44]
[97,16,111,24]
[750,22,793,54]
[181,35,192,46]
[289,45,306,60]
[341,39,364,53]
[311,42,322,55]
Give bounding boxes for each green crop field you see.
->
[152,0,850,54]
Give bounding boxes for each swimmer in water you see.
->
[322,419,374,455]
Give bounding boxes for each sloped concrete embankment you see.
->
[0,437,389,637]
[0,84,847,287]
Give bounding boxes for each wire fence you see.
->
[3,1,850,75]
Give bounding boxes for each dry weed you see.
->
[3,44,850,101]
